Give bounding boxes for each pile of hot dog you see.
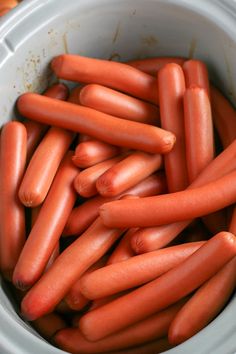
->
[0,54,236,354]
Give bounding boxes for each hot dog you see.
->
[0,121,27,280]
[18,93,175,154]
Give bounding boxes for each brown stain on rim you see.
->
[63,33,69,54]
[223,52,236,101]
[108,53,121,61]
[141,35,158,47]
[188,38,197,59]
[113,21,121,44]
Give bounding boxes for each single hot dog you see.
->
[158,63,188,191]
[74,155,125,197]
[24,83,69,160]
[96,151,163,197]
[0,121,27,280]
[168,257,236,345]
[183,86,214,182]
[80,242,204,299]
[211,85,236,148]
[31,206,60,272]
[19,127,74,207]
[72,140,120,168]
[51,54,158,104]
[13,152,78,290]
[18,93,175,154]
[80,84,159,124]
[128,56,186,75]
[183,59,210,97]
[100,169,236,228]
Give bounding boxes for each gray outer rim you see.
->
[0,1,235,353]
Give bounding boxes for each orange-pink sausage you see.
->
[107,228,138,264]
[19,128,74,207]
[100,169,236,228]
[43,83,70,101]
[79,232,236,341]
[24,83,69,160]
[158,63,188,191]
[13,152,78,290]
[183,59,210,97]
[72,140,120,168]
[168,257,236,345]
[96,151,162,197]
[128,56,186,75]
[184,87,214,182]
[51,54,158,104]
[74,155,125,197]
[64,257,107,311]
[18,93,175,154]
[0,122,27,281]
[211,85,236,148]
[31,207,60,272]
[80,84,159,124]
